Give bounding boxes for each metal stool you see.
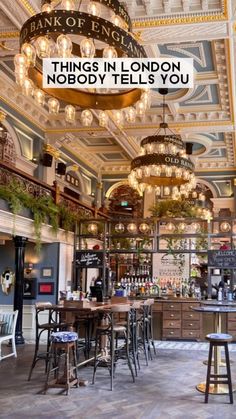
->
[44,331,78,395]
[205,333,233,404]
[92,305,135,390]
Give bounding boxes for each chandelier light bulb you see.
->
[15,73,26,86]
[48,97,60,114]
[146,184,153,193]
[139,183,146,194]
[34,89,45,106]
[80,38,95,58]
[147,143,154,153]
[57,34,72,58]
[87,1,101,17]
[35,36,50,58]
[164,186,170,196]
[65,104,76,123]
[113,110,123,126]
[199,193,206,202]
[141,91,151,109]
[155,186,161,195]
[21,43,36,66]
[103,46,118,59]
[192,191,198,199]
[22,78,34,96]
[110,14,123,29]
[61,0,76,11]
[125,107,136,123]
[81,109,93,126]
[136,100,145,116]
[98,111,108,127]
[14,53,28,69]
[41,3,53,12]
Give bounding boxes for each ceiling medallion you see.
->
[14,0,149,126]
[128,89,196,198]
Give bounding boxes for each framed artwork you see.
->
[41,267,53,278]
[38,282,54,295]
[23,278,37,299]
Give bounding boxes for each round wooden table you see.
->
[192,304,236,395]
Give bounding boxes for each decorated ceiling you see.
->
[0,0,235,187]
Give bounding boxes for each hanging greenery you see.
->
[149,199,202,218]
[0,180,81,252]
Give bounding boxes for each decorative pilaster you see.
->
[13,236,28,345]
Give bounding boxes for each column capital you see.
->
[13,236,28,248]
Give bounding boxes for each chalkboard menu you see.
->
[75,251,104,268]
[208,250,236,269]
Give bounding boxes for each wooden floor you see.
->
[0,343,236,418]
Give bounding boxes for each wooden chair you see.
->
[0,310,18,361]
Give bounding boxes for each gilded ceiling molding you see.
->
[133,0,228,28]
[45,127,104,134]
[0,94,45,131]
[0,31,19,39]
[43,143,60,158]
[0,111,6,122]
[19,0,36,16]
[124,120,232,130]
[225,39,235,124]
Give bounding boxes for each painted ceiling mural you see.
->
[0,0,235,193]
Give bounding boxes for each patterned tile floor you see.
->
[1,342,236,419]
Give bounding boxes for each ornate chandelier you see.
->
[128,90,196,198]
[14,0,149,126]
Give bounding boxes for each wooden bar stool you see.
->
[44,331,78,395]
[205,333,233,404]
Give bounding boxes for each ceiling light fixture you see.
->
[128,89,196,197]
[15,0,148,126]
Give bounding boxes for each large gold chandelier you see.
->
[14,0,149,126]
[128,90,196,198]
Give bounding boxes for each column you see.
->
[13,236,28,344]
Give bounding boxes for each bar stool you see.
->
[44,331,78,395]
[205,333,233,404]
[92,304,135,390]
[138,299,156,365]
[28,303,68,381]
[146,298,157,358]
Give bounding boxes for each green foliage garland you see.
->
[0,180,80,252]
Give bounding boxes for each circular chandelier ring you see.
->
[131,153,195,172]
[41,0,132,30]
[29,66,142,109]
[141,135,185,149]
[20,10,146,109]
[20,12,145,58]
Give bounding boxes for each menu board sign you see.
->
[75,251,103,268]
[208,250,236,269]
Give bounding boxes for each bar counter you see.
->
[55,297,235,341]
